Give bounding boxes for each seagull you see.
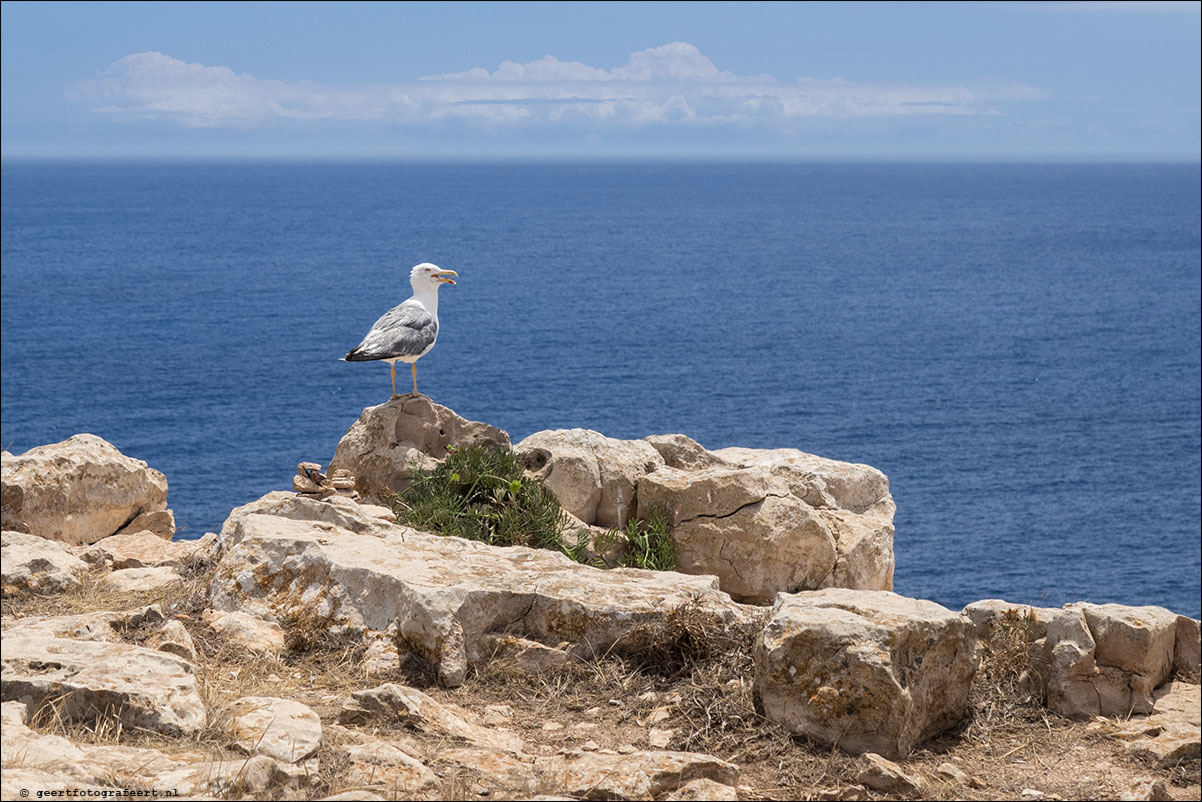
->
[344,263,458,398]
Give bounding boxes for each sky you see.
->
[1,1,1199,160]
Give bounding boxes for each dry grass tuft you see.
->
[965,607,1050,744]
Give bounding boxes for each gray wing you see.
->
[345,300,438,361]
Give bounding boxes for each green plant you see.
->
[616,507,676,571]
[390,445,573,554]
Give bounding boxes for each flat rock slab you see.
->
[338,682,524,753]
[534,749,739,800]
[210,492,748,686]
[1090,681,1201,767]
[79,529,195,569]
[231,696,323,762]
[1,434,168,545]
[1,634,205,737]
[1,530,89,594]
[98,566,184,593]
[755,589,979,758]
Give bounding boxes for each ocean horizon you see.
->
[3,159,1199,617]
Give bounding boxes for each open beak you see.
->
[435,269,458,285]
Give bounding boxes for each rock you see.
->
[209,491,747,687]
[142,619,197,662]
[2,605,166,643]
[0,633,205,737]
[814,788,870,801]
[533,749,738,800]
[966,598,1194,719]
[517,429,664,527]
[337,682,524,753]
[857,752,923,795]
[231,696,323,762]
[934,761,970,783]
[643,434,731,472]
[113,509,175,540]
[1091,681,1201,767]
[362,630,400,676]
[1,530,89,594]
[1174,615,1201,677]
[329,395,510,496]
[80,530,195,569]
[98,566,184,593]
[1,434,169,545]
[341,738,438,796]
[203,609,286,654]
[665,777,740,801]
[635,450,893,602]
[755,589,979,757]
[481,633,573,674]
[712,447,890,514]
[2,698,311,797]
[648,727,674,748]
[321,793,387,802]
[1119,778,1173,801]
[664,489,838,604]
[1045,603,1177,717]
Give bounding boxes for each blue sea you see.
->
[2,162,1199,618]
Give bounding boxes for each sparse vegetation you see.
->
[615,507,675,571]
[388,445,575,554]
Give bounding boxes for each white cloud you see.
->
[72,44,1046,130]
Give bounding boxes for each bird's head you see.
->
[410,262,458,292]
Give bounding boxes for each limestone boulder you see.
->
[1045,603,1178,717]
[755,589,979,758]
[533,749,739,800]
[1,434,170,545]
[328,395,509,496]
[338,682,524,753]
[0,633,205,737]
[964,599,1195,718]
[79,529,196,569]
[667,493,838,604]
[327,725,439,796]
[635,450,893,601]
[517,429,665,527]
[1,605,167,646]
[208,492,748,686]
[1,530,89,594]
[202,609,287,655]
[231,696,323,762]
[113,509,175,540]
[98,566,184,593]
[2,699,312,798]
[643,434,731,471]
[1173,615,1200,677]
[1090,681,1200,767]
[146,619,198,662]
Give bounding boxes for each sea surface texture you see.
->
[2,162,1199,617]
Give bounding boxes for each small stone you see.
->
[858,753,922,795]
[298,462,322,475]
[293,475,320,493]
[935,762,969,783]
[648,728,674,748]
[616,745,637,755]
[580,740,599,751]
[1120,778,1172,801]
[665,778,739,801]
[647,708,671,724]
[541,722,564,732]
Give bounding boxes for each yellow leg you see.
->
[389,363,398,399]
[411,362,419,396]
